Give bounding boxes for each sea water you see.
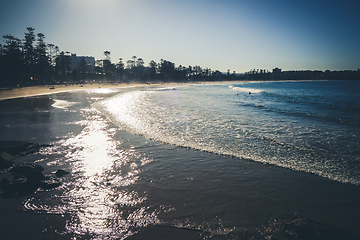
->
[1,81,360,239]
[96,81,360,185]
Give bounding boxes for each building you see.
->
[272,67,282,79]
[69,54,95,72]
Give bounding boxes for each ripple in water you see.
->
[23,105,167,239]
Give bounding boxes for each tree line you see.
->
[1,27,359,88]
[243,68,360,80]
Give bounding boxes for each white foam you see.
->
[51,99,79,109]
[230,86,264,93]
[157,87,177,91]
[85,88,117,94]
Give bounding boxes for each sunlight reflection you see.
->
[55,107,153,239]
[63,113,116,176]
[85,88,117,94]
[95,91,145,134]
[22,91,166,239]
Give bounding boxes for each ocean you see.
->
[1,80,360,239]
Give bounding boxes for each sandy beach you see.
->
[0,83,151,101]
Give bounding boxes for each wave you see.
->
[230,86,264,94]
[51,99,79,110]
[157,87,177,91]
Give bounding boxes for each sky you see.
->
[1,0,359,73]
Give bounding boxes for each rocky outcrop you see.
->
[0,163,69,197]
[9,162,45,173]
[55,169,70,177]
[0,141,69,197]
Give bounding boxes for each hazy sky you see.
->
[1,0,359,72]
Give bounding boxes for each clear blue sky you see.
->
[1,0,359,72]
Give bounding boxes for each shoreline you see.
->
[0,79,339,101]
[0,82,150,101]
[0,81,239,101]
[0,81,220,101]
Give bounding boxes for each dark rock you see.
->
[2,182,26,197]
[55,169,70,177]
[1,181,37,197]
[0,178,10,189]
[9,163,45,183]
[11,174,27,184]
[0,140,41,156]
[19,170,45,183]
[10,162,44,173]
[1,172,50,197]
[40,178,61,189]
[0,152,16,170]
[1,174,38,197]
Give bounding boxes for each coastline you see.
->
[0,82,149,101]
[0,80,249,101]
[0,79,331,101]
[0,81,211,101]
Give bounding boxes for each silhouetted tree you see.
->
[23,27,36,83]
[116,58,124,81]
[148,60,157,80]
[136,58,144,67]
[2,34,23,86]
[35,33,50,83]
[159,59,175,81]
[187,65,193,79]
[55,51,71,81]
[104,51,110,61]
[125,56,138,80]
[103,51,114,81]
[135,57,145,80]
[46,43,58,82]
[132,56,137,64]
[47,43,56,65]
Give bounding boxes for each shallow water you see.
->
[1,81,360,239]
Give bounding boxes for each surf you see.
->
[93,82,360,185]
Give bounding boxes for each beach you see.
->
[1,80,360,240]
[0,82,150,101]
[0,81,246,101]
